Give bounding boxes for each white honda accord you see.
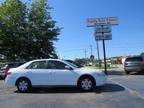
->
[5,59,107,92]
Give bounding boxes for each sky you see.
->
[48,0,144,60]
[1,0,144,60]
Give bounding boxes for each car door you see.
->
[47,60,78,85]
[25,60,51,86]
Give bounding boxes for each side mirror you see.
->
[65,65,73,70]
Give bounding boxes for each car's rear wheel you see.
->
[78,76,95,91]
[16,78,31,93]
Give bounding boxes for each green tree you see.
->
[0,0,60,61]
[27,0,60,59]
[0,0,27,61]
[74,58,88,66]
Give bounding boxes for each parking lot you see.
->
[0,67,144,108]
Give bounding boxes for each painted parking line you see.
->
[109,79,144,100]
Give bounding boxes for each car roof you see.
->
[125,56,144,61]
[17,59,74,69]
[126,56,143,59]
[30,59,63,62]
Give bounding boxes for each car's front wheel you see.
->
[78,76,95,91]
[16,78,31,93]
[125,70,130,74]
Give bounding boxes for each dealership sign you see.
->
[86,17,118,74]
[95,33,112,40]
[95,26,111,33]
[87,17,118,27]
[95,25,112,40]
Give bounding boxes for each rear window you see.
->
[125,57,143,62]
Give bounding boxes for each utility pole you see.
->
[84,49,87,58]
[90,45,93,56]
[84,49,87,65]
[95,26,101,67]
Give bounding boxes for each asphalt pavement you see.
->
[0,66,144,108]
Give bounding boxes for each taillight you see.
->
[140,61,144,64]
[5,72,12,76]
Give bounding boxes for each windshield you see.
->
[64,61,79,68]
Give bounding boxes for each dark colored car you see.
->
[124,56,144,74]
[0,62,25,79]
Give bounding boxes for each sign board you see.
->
[87,17,118,27]
[95,26,111,33]
[95,33,112,40]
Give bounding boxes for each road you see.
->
[0,67,144,108]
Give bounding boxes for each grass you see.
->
[87,64,119,70]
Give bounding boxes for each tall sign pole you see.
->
[102,40,107,73]
[101,25,107,74]
[87,17,118,75]
[96,40,100,67]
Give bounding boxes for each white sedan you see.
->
[5,59,107,92]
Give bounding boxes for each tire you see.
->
[78,76,95,91]
[125,70,130,74]
[16,78,31,93]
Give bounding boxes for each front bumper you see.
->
[96,73,107,86]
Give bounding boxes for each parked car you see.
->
[5,59,107,93]
[0,62,25,79]
[124,56,144,74]
[0,63,6,79]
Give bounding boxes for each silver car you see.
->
[124,56,144,74]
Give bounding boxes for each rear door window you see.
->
[27,61,47,69]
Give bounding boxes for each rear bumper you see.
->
[5,75,16,87]
[124,66,144,72]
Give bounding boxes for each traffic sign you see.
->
[87,17,118,27]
